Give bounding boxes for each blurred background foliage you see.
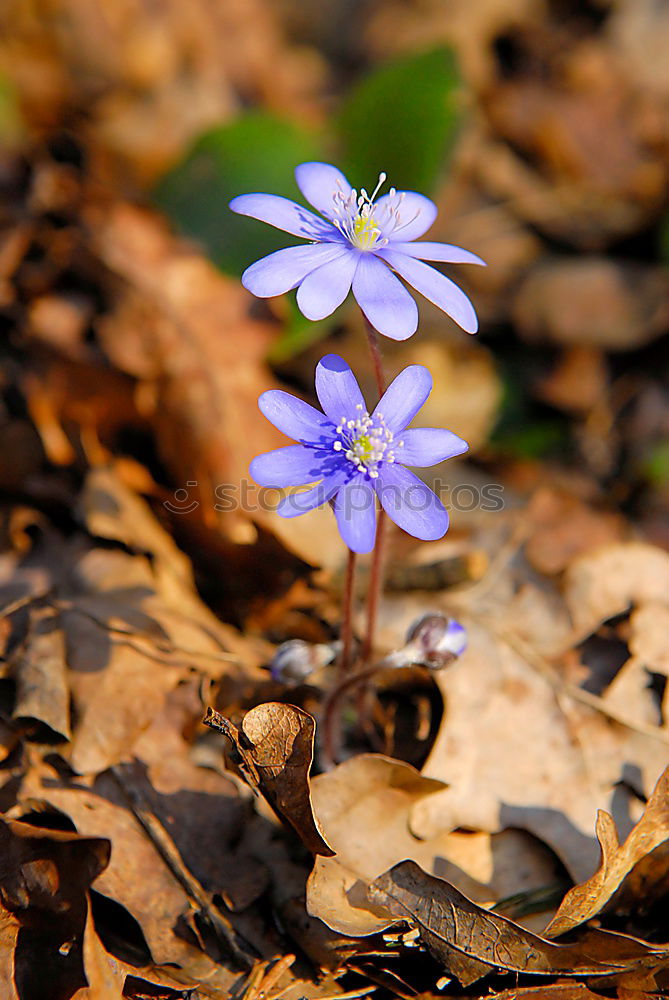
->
[154,47,463,276]
[2,0,669,537]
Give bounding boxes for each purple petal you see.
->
[296,250,359,320]
[334,475,377,553]
[398,428,469,467]
[295,162,353,219]
[229,193,335,240]
[378,249,479,334]
[250,445,325,487]
[277,470,349,518]
[373,366,432,434]
[315,354,366,423]
[387,241,486,267]
[377,191,437,241]
[258,389,333,444]
[243,244,346,298]
[375,465,449,541]
[352,253,418,341]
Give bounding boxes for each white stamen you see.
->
[331,407,401,477]
[329,170,406,251]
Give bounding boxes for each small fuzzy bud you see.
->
[382,613,467,671]
[269,639,338,685]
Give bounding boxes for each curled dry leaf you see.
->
[306,754,564,937]
[204,703,334,857]
[544,764,669,938]
[367,860,655,987]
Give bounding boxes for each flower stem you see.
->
[360,311,388,663]
[321,662,382,768]
[362,511,387,663]
[339,548,356,675]
[363,313,386,397]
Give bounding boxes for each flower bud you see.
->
[269,639,339,685]
[383,613,467,671]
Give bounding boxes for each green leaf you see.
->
[153,112,322,276]
[640,440,669,487]
[337,47,462,194]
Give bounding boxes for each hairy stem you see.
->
[362,511,387,662]
[321,662,382,768]
[339,548,357,675]
[363,313,386,397]
[360,311,388,662]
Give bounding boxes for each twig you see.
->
[55,600,245,666]
[109,765,253,969]
[494,626,669,746]
[445,520,532,606]
[238,954,296,1000]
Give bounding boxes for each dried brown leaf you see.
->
[628,603,669,676]
[67,642,184,775]
[306,755,563,938]
[18,762,242,985]
[0,911,18,1000]
[73,901,125,999]
[367,861,644,986]
[544,765,669,938]
[204,703,334,857]
[409,621,607,882]
[10,606,71,741]
[383,514,669,885]
[488,986,622,1000]
[564,542,669,639]
[75,463,278,673]
[0,815,110,999]
[525,488,627,576]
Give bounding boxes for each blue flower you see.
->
[230,162,484,341]
[250,354,468,553]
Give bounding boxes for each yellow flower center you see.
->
[353,214,379,250]
[354,433,373,460]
